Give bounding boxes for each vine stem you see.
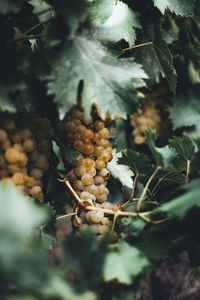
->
[122,41,153,52]
[137,166,161,213]
[185,160,191,183]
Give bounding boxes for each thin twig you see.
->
[122,42,153,52]
[56,212,77,221]
[137,167,161,213]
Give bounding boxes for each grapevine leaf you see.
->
[154,39,177,94]
[103,241,149,284]
[169,137,195,162]
[118,149,153,183]
[46,34,147,119]
[107,150,134,188]
[52,139,80,168]
[158,178,200,219]
[29,0,53,22]
[89,0,141,46]
[153,0,195,16]
[168,92,200,137]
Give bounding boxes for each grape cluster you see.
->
[130,87,171,144]
[57,108,118,241]
[0,113,54,201]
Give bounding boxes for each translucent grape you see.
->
[95,159,105,170]
[90,209,104,223]
[81,174,93,186]
[23,139,35,152]
[99,128,109,139]
[82,158,95,170]
[73,180,84,191]
[5,148,20,163]
[94,120,104,131]
[75,166,86,177]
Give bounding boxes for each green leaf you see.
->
[158,178,200,219]
[103,241,149,284]
[118,149,153,183]
[169,137,195,162]
[107,150,134,188]
[46,34,147,119]
[29,0,53,22]
[52,139,80,167]
[154,39,177,94]
[168,91,200,137]
[90,0,141,46]
[153,0,195,16]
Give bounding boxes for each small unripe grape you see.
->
[92,132,100,143]
[23,139,35,152]
[87,168,96,177]
[90,209,104,223]
[94,176,104,185]
[72,154,84,167]
[18,153,28,167]
[84,129,94,140]
[5,148,20,163]
[81,174,93,186]
[20,128,32,140]
[73,140,84,151]
[102,217,110,225]
[99,225,109,235]
[0,129,7,142]
[37,140,49,153]
[72,110,84,120]
[75,166,86,177]
[35,154,48,169]
[94,120,104,131]
[2,139,11,151]
[99,128,109,139]
[12,133,22,144]
[73,119,82,126]
[96,194,107,203]
[73,180,84,191]
[30,185,42,198]
[73,216,83,227]
[82,158,95,170]
[76,125,86,135]
[98,168,109,177]
[4,119,15,130]
[30,168,43,179]
[12,172,26,185]
[83,143,94,155]
[85,184,98,196]
[94,145,104,156]
[101,150,111,162]
[95,159,105,170]
[65,121,76,133]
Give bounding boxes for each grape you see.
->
[34,154,48,169]
[0,168,9,178]
[75,166,86,177]
[110,231,118,243]
[12,172,26,185]
[102,217,110,225]
[94,120,104,131]
[29,150,39,162]
[101,150,111,162]
[30,185,42,198]
[98,184,108,195]
[82,158,95,170]
[5,148,20,163]
[72,154,84,166]
[87,168,96,177]
[20,128,32,140]
[73,119,82,126]
[0,129,7,142]
[81,191,96,202]
[96,194,107,203]
[98,168,109,177]
[73,180,84,190]
[112,203,121,211]
[81,174,93,186]
[23,139,35,152]
[92,132,100,143]
[13,143,23,152]
[73,140,84,151]
[30,168,43,179]
[85,184,98,196]
[90,209,104,223]
[73,216,83,227]
[0,155,6,168]
[86,211,93,223]
[7,163,21,174]
[84,129,94,140]
[37,140,49,153]
[2,139,11,151]
[95,159,105,170]
[12,133,22,144]
[96,138,107,147]
[72,109,84,120]
[89,224,100,234]
[26,176,37,187]
[94,176,104,185]
[83,116,93,125]
[99,128,109,139]
[65,121,77,133]
[94,145,104,156]
[99,225,109,235]
[73,133,82,140]
[76,125,86,135]
[18,153,28,167]
[83,143,94,155]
